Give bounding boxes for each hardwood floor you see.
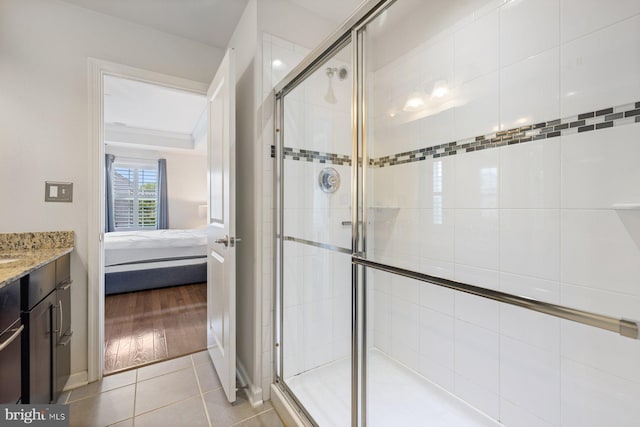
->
[104,283,207,375]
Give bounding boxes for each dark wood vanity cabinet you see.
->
[54,254,72,402]
[21,254,72,404]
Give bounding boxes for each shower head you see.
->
[326,67,348,80]
[324,67,348,104]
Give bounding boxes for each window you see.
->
[112,162,158,230]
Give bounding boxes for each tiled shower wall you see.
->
[369,0,640,426]
[261,35,352,390]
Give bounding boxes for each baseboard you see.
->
[236,361,263,408]
[63,370,89,391]
[270,383,311,427]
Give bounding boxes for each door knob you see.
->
[214,237,229,246]
[214,236,242,247]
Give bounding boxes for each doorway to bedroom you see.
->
[102,75,209,375]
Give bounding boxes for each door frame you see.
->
[87,58,208,382]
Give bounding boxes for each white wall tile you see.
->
[392,162,422,209]
[500,399,555,427]
[373,290,392,354]
[417,109,456,150]
[500,337,561,425]
[561,284,640,383]
[455,209,500,270]
[419,281,455,315]
[454,320,500,393]
[500,48,560,130]
[455,149,499,208]
[561,125,640,209]
[420,156,456,210]
[421,209,455,263]
[560,0,640,43]
[560,15,640,117]
[283,253,303,308]
[454,373,500,420]
[561,210,640,296]
[454,292,499,332]
[418,355,455,391]
[419,307,455,369]
[499,139,560,209]
[562,359,640,427]
[391,297,421,369]
[420,258,455,281]
[500,209,560,281]
[454,264,500,290]
[500,273,560,352]
[453,71,500,141]
[392,274,420,303]
[454,9,499,85]
[283,305,303,378]
[500,0,560,67]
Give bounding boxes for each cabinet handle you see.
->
[58,280,72,291]
[0,325,24,353]
[59,300,63,338]
[59,331,73,347]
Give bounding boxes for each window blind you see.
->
[112,164,158,230]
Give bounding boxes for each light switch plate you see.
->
[45,182,73,203]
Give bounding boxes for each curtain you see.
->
[105,154,115,232]
[157,158,169,229]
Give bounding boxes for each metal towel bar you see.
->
[352,256,639,340]
[280,234,639,339]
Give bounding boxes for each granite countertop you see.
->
[0,231,74,288]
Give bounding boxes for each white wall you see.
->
[368,0,640,425]
[0,0,222,377]
[226,0,261,402]
[223,0,341,402]
[161,151,208,229]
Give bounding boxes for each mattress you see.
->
[104,229,207,266]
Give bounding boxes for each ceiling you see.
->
[58,0,365,48]
[72,0,365,151]
[287,0,365,23]
[104,76,206,134]
[104,75,207,151]
[59,0,249,48]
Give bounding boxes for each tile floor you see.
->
[60,351,285,427]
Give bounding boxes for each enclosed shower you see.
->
[273,0,640,426]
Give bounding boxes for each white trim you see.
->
[192,109,208,151]
[270,384,312,427]
[63,370,89,392]
[105,123,194,150]
[88,57,208,383]
[237,359,264,408]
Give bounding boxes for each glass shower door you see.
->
[278,41,353,426]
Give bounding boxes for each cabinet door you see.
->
[27,292,56,404]
[54,284,71,401]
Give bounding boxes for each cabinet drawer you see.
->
[22,262,56,311]
[0,280,20,333]
[55,254,70,286]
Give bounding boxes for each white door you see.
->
[206,48,237,403]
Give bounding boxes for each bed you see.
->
[104,229,207,295]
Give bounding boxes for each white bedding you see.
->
[104,229,207,267]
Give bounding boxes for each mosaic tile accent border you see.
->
[371,101,639,168]
[271,101,640,167]
[281,147,352,166]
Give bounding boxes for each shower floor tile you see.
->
[285,349,503,427]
